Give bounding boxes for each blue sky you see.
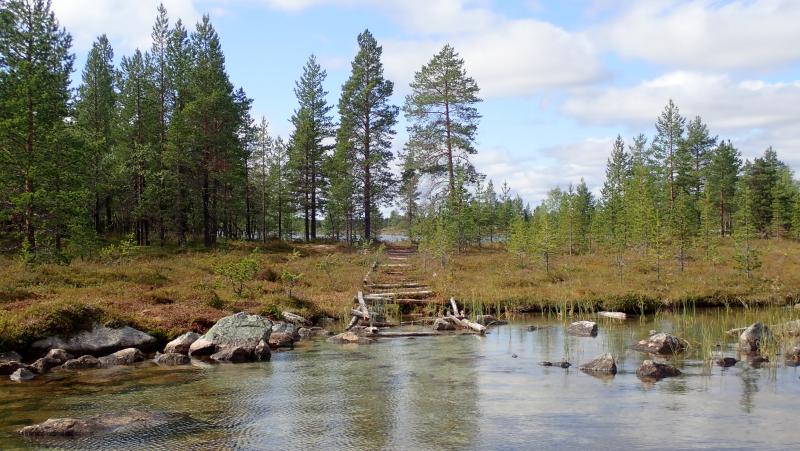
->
[53,0,800,206]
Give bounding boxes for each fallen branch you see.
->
[446,315,486,335]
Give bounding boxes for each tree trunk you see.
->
[444,80,454,193]
[203,169,211,247]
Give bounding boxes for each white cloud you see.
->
[597,0,800,70]
[52,0,201,53]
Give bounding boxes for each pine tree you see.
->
[0,0,77,257]
[289,55,333,241]
[507,212,530,268]
[600,135,629,279]
[573,179,594,253]
[403,44,481,196]
[75,34,115,235]
[337,30,398,240]
[651,99,686,208]
[398,148,421,232]
[705,140,740,236]
[150,3,172,244]
[734,174,761,278]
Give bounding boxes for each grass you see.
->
[0,240,374,351]
[415,237,800,316]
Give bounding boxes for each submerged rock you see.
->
[739,322,770,353]
[0,351,22,362]
[539,361,571,368]
[297,327,332,339]
[327,331,375,344]
[636,360,681,380]
[579,353,617,375]
[19,418,93,437]
[189,312,272,362]
[716,357,738,368]
[61,355,102,370]
[631,333,685,355]
[10,368,35,382]
[154,352,191,366]
[164,332,200,355]
[31,324,158,356]
[19,410,157,437]
[98,348,145,367]
[433,318,456,331]
[567,321,598,337]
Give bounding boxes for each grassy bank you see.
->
[0,241,373,352]
[417,237,800,315]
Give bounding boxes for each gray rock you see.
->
[98,348,145,367]
[297,327,331,339]
[716,357,738,367]
[0,360,29,376]
[31,324,158,356]
[349,325,379,337]
[433,318,456,331]
[188,338,216,357]
[31,357,62,374]
[579,353,617,374]
[539,361,570,368]
[527,325,539,332]
[62,355,102,370]
[254,339,271,361]
[327,331,375,344]
[10,368,35,382]
[268,332,295,349]
[636,360,681,380]
[567,321,598,337]
[154,352,191,366]
[631,332,686,354]
[0,351,22,362]
[164,332,200,354]
[282,311,311,326]
[19,410,156,437]
[739,322,770,353]
[45,349,74,363]
[211,346,251,363]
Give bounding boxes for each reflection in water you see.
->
[2,310,800,449]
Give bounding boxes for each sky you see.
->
[51,0,800,206]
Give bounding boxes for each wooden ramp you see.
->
[347,246,487,336]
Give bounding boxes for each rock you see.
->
[188,338,216,357]
[31,324,158,356]
[739,322,770,353]
[349,325,379,337]
[0,351,22,362]
[716,357,738,368]
[527,325,539,332]
[327,331,375,344]
[631,332,685,354]
[154,352,191,366]
[193,312,272,362]
[636,360,681,380]
[475,315,507,326]
[598,311,627,320]
[567,321,598,337]
[579,353,617,374]
[31,357,62,374]
[539,361,553,366]
[19,410,155,437]
[745,355,769,367]
[0,360,29,376]
[164,332,200,354]
[539,361,570,368]
[297,327,333,339]
[45,349,74,363]
[558,361,571,368]
[268,332,295,349]
[98,348,145,367]
[211,346,251,363]
[254,339,271,361]
[10,368,35,382]
[282,311,312,326]
[61,355,102,370]
[433,318,456,331]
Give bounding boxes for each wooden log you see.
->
[377,331,479,338]
[351,309,372,319]
[383,263,411,268]
[598,311,627,320]
[346,315,359,331]
[446,315,486,335]
[367,282,427,289]
[450,298,459,316]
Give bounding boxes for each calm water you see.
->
[2,311,800,450]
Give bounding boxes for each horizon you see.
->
[52,0,800,207]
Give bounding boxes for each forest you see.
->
[2,0,800,293]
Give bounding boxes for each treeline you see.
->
[0,1,476,261]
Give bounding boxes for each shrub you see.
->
[216,253,260,297]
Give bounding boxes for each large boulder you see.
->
[268,332,295,349]
[61,355,102,370]
[739,322,770,353]
[189,312,272,362]
[636,360,681,380]
[31,357,62,374]
[0,351,22,362]
[31,324,158,356]
[567,321,598,337]
[579,353,617,375]
[327,331,375,344]
[154,352,191,366]
[433,318,456,331]
[164,332,200,355]
[98,348,145,367]
[10,368,36,382]
[631,332,686,354]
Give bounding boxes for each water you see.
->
[2,311,800,450]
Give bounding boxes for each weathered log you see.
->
[598,311,627,320]
[446,315,486,335]
[377,331,479,338]
[383,264,411,268]
[346,315,360,331]
[367,282,427,289]
[362,290,433,299]
[351,309,372,319]
[450,298,459,316]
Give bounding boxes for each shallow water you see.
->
[2,311,800,450]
